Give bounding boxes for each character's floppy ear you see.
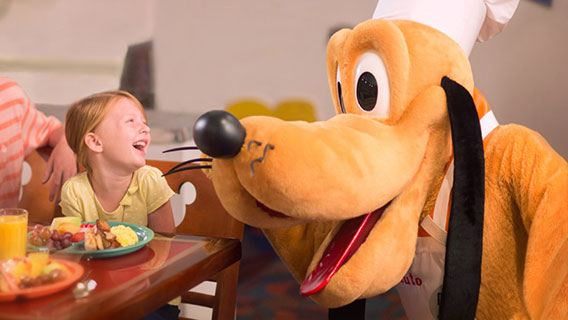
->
[440,76,485,320]
[84,132,103,153]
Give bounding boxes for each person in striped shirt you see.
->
[0,77,76,208]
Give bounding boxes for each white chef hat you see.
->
[372,0,520,55]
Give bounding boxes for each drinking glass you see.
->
[0,208,28,260]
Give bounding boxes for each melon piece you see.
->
[28,252,50,277]
[50,217,81,231]
[54,222,82,235]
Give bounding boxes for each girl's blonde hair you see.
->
[65,90,147,172]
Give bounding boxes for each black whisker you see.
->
[162,146,199,153]
[167,158,212,173]
[163,165,213,176]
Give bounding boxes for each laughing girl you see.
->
[60,91,175,235]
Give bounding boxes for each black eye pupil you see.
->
[337,82,346,113]
[356,72,378,111]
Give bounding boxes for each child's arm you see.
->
[43,126,77,202]
[142,166,176,235]
[148,201,176,236]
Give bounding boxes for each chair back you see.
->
[146,159,244,240]
[19,148,63,224]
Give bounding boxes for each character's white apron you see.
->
[395,111,499,320]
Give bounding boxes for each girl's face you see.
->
[94,97,150,172]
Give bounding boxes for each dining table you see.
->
[0,233,241,320]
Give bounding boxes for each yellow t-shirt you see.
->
[60,165,175,225]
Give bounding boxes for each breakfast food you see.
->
[29,219,140,253]
[83,220,138,251]
[109,225,138,247]
[0,252,69,292]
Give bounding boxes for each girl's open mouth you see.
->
[132,140,147,152]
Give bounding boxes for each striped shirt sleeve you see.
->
[4,80,62,156]
[1,78,64,206]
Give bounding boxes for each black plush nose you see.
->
[192,110,246,158]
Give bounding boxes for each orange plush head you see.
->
[170,19,482,309]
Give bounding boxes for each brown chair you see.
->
[19,148,64,224]
[147,159,244,320]
[19,151,244,320]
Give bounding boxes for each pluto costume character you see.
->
[165,0,568,319]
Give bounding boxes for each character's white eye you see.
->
[336,66,346,113]
[354,51,390,118]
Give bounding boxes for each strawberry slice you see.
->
[71,232,85,243]
[300,206,386,296]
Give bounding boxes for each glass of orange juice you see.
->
[0,208,28,260]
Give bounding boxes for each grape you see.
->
[28,235,43,247]
[39,228,51,241]
[33,224,43,233]
[45,239,55,249]
[62,232,73,240]
[54,241,62,251]
[61,239,71,249]
[51,230,60,241]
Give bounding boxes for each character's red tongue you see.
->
[300,206,385,296]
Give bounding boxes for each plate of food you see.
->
[0,252,84,302]
[76,220,155,258]
[28,219,154,259]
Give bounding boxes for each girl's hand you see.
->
[43,128,77,202]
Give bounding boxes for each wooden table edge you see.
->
[88,238,242,320]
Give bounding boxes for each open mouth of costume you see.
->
[299,204,388,296]
[254,198,389,296]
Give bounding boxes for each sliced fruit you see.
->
[71,232,85,243]
[50,217,81,230]
[54,222,82,235]
[28,252,50,277]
